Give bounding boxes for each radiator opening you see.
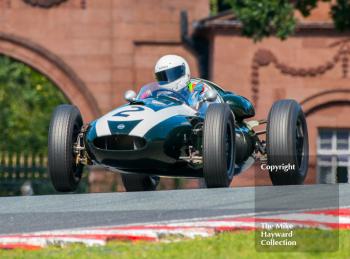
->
[93,135,146,151]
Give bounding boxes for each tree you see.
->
[0,55,68,154]
[223,0,350,41]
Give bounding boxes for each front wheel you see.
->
[48,104,83,192]
[266,99,309,185]
[121,174,159,191]
[203,103,235,188]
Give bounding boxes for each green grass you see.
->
[0,230,349,259]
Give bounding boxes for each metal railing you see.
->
[0,152,87,196]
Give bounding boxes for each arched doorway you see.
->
[0,42,93,195]
[0,33,101,196]
[0,32,100,122]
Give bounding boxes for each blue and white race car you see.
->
[48,80,309,192]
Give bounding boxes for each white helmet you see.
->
[154,55,190,91]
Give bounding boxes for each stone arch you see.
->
[300,89,350,116]
[0,32,100,122]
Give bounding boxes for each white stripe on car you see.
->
[95,104,196,137]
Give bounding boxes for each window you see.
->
[317,129,350,183]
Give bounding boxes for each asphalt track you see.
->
[0,184,348,235]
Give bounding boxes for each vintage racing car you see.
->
[48,79,309,192]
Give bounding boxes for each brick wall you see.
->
[0,0,208,118]
[211,31,350,186]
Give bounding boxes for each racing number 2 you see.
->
[113,106,145,118]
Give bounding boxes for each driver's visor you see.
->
[155,65,185,84]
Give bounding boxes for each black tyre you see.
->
[48,104,84,192]
[266,99,309,185]
[121,174,159,191]
[203,103,235,188]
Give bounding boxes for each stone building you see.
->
[0,1,349,188]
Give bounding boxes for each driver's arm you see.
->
[193,82,211,99]
[187,81,211,109]
[189,81,206,94]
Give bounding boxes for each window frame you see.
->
[317,128,350,183]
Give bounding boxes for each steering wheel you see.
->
[151,88,189,105]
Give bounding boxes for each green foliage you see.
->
[295,0,322,16]
[226,0,296,41]
[224,0,350,41]
[210,0,218,15]
[331,0,350,31]
[0,55,68,154]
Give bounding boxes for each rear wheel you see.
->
[203,103,235,188]
[121,174,159,191]
[266,99,309,185]
[48,104,83,192]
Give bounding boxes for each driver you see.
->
[154,54,214,108]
